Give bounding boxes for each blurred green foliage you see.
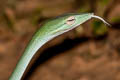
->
[111,17,120,23]
[100,0,109,5]
[92,20,108,36]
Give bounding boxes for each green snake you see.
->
[9,13,110,80]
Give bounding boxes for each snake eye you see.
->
[66,16,76,25]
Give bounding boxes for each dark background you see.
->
[0,0,120,80]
